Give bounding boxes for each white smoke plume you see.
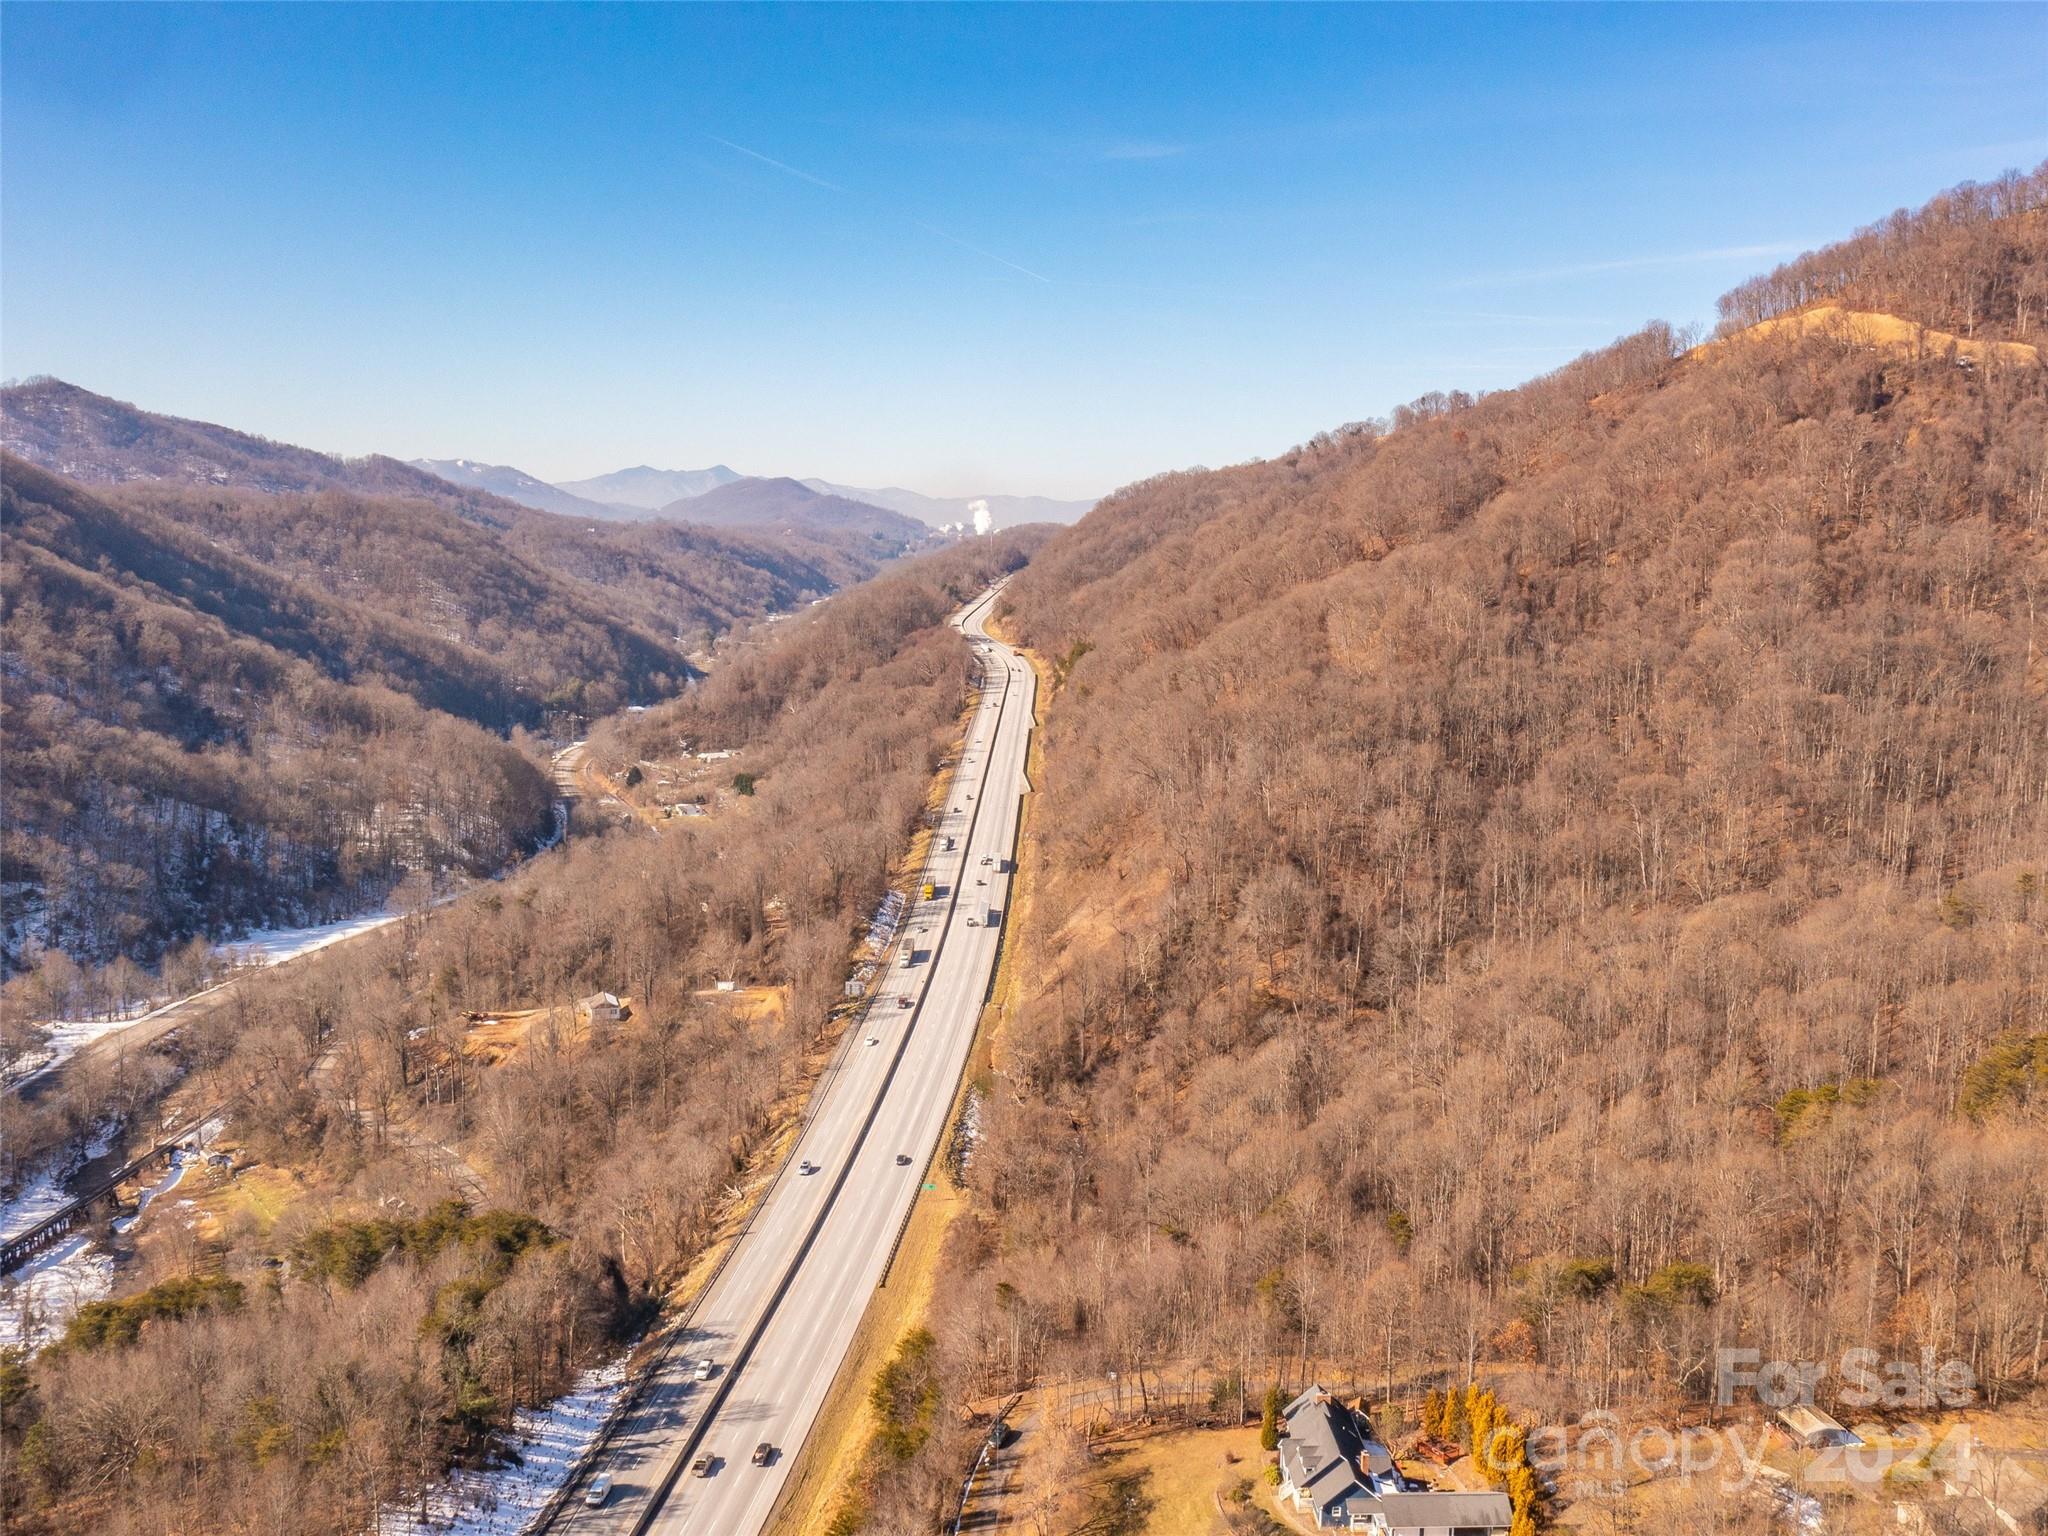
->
[969,498,993,536]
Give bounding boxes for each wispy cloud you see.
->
[706,135,846,193]
[916,222,1052,284]
[1442,242,1811,291]
[1103,140,1188,162]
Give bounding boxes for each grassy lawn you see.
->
[190,1164,308,1245]
[1076,1424,1269,1536]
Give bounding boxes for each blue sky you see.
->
[4,4,2043,500]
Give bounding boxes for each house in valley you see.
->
[1277,1386,1512,1534]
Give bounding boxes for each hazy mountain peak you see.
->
[411,456,638,520]
[555,462,744,510]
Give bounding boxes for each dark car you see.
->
[752,1441,775,1466]
[895,1153,913,1166]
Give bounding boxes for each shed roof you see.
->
[1354,1489,1514,1530]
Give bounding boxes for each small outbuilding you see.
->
[576,991,625,1027]
[1778,1404,1862,1449]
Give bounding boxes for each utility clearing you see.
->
[1697,302,2042,367]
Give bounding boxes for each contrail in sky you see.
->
[707,135,846,193]
[707,134,1050,283]
[916,222,1052,284]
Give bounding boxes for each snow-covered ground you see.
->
[0,1232,112,1352]
[219,907,410,967]
[949,1087,984,1177]
[5,1013,139,1087]
[0,1139,203,1352]
[0,1123,117,1243]
[378,1358,630,1536]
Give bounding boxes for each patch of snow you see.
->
[0,1234,113,1352]
[1772,1484,1824,1532]
[221,907,409,967]
[377,1358,630,1536]
[1,1123,117,1243]
[112,1138,209,1236]
[0,1138,204,1352]
[7,905,419,1095]
[6,997,207,1091]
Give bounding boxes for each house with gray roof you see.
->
[1276,1386,1512,1534]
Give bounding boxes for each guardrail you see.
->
[533,588,1015,1535]
[753,598,1023,1535]
[526,944,915,1534]
[875,763,1033,1291]
[624,615,1017,1536]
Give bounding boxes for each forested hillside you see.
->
[1,458,558,968]
[1,377,509,512]
[0,531,1049,1536]
[657,474,934,547]
[0,380,929,971]
[1,379,912,660]
[838,170,2048,1529]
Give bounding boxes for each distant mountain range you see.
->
[797,480,1096,529]
[0,374,1092,539]
[418,454,1097,531]
[554,463,744,511]
[414,458,635,521]
[0,378,934,968]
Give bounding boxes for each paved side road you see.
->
[545,584,1036,1536]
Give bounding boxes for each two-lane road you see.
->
[549,584,1035,1536]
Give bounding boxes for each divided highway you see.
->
[548,584,1036,1536]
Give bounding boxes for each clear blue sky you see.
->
[4,4,2042,500]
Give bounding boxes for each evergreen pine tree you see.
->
[1259,1384,1283,1452]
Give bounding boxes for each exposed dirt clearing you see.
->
[1697,303,2042,367]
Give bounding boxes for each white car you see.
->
[866,1036,879,1047]
[695,1359,716,1381]
[585,1473,614,1508]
